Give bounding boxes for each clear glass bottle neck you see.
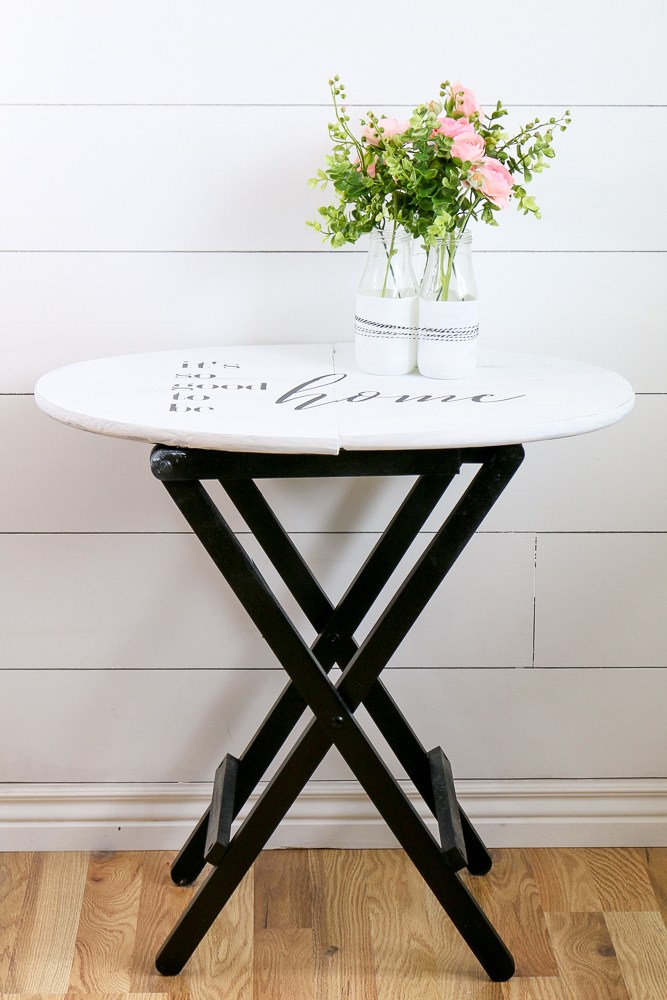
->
[428,231,473,250]
[358,227,418,299]
[368,225,412,245]
[421,232,477,302]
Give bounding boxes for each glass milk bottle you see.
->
[418,231,479,379]
[355,227,419,375]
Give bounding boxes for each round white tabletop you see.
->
[35,343,634,454]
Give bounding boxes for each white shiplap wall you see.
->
[1,0,666,848]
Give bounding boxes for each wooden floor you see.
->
[1,847,667,998]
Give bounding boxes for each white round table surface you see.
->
[35,344,634,454]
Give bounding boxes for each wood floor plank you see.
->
[5,851,88,993]
[584,849,658,911]
[524,849,602,912]
[191,866,254,1000]
[0,994,66,1000]
[604,911,667,1000]
[545,911,630,1000]
[644,848,667,923]
[4,848,667,997]
[68,851,143,993]
[0,853,34,986]
[254,928,315,1000]
[309,849,378,1000]
[458,987,505,1000]
[254,849,312,930]
[129,850,252,1000]
[501,978,564,999]
[127,850,197,996]
[465,849,558,978]
[0,992,179,998]
[364,848,497,999]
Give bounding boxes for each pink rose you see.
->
[434,115,475,138]
[362,118,410,145]
[469,157,514,208]
[449,82,481,118]
[450,131,486,163]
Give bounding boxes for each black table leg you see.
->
[170,469,459,886]
[221,470,496,877]
[152,444,523,980]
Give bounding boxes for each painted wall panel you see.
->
[0,0,662,104]
[535,534,667,667]
[0,0,662,831]
[0,107,663,254]
[0,251,662,393]
[0,532,535,670]
[3,395,664,535]
[484,396,667,533]
[1,668,666,783]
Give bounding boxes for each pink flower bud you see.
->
[449,82,482,118]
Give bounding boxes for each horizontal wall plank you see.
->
[0,107,663,253]
[535,534,667,667]
[0,251,361,393]
[0,251,662,393]
[3,395,663,535]
[1,667,667,782]
[0,0,662,104]
[466,253,662,394]
[0,532,535,670]
[1,398,208,533]
[484,395,667,533]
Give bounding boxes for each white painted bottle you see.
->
[418,231,479,380]
[355,227,418,376]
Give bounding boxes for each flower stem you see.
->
[381,218,398,298]
[459,193,481,234]
[439,233,456,301]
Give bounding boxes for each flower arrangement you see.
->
[308,77,571,296]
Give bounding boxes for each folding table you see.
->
[35,343,634,982]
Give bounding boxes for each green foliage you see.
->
[307,77,571,248]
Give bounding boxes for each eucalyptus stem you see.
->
[495,113,569,155]
[330,81,365,170]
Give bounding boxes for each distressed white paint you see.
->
[34,344,634,452]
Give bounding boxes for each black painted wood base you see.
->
[150,444,524,981]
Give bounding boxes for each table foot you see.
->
[170,813,209,886]
[459,807,493,876]
[423,868,515,982]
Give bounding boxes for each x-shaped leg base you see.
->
[150,444,524,981]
